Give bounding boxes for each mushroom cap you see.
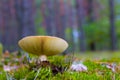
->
[18,36,68,56]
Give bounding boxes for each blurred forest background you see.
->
[0,0,120,53]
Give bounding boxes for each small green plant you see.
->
[0,43,3,55]
[0,71,6,80]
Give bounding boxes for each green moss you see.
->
[1,52,120,79]
[0,71,6,80]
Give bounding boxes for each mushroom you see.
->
[18,36,68,62]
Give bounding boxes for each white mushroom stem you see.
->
[39,55,47,62]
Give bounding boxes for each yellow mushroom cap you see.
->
[18,36,68,56]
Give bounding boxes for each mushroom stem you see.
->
[39,55,48,62]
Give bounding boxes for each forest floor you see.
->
[0,51,120,80]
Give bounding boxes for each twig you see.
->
[34,68,41,80]
[6,72,15,80]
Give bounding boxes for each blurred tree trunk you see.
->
[76,0,86,52]
[58,0,67,39]
[0,0,18,51]
[87,0,96,51]
[40,0,47,34]
[87,0,94,22]
[54,0,66,39]
[45,0,56,36]
[0,1,4,40]
[54,0,60,37]
[109,0,117,51]
[15,0,35,39]
[67,0,78,52]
